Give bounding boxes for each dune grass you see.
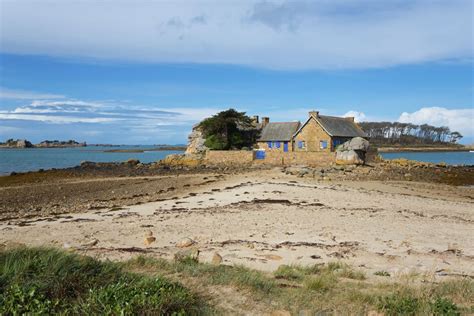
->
[0,247,208,315]
[126,256,472,315]
[1,247,472,315]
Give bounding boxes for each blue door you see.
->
[283,142,289,152]
[255,150,266,160]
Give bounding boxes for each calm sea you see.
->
[0,146,184,175]
[380,151,473,166]
[0,147,472,175]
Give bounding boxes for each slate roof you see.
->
[316,115,367,137]
[258,122,301,141]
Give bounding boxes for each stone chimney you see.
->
[309,111,319,118]
[262,117,270,127]
[345,117,355,122]
[252,115,259,124]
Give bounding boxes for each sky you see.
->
[0,0,473,145]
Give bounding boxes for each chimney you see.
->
[262,117,270,127]
[309,111,319,118]
[345,117,355,122]
[252,115,259,124]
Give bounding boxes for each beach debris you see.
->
[144,231,156,246]
[81,238,99,248]
[212,252,223,265]
[176,237,196,248]
[174,248,200,262]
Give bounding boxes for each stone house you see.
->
[256,111,367,153]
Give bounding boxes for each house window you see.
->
[267,141,272,148]
[297,141,306,149]
[320,140,328,149]
[275,141,281,148]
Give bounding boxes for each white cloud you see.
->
[0,99,222,126]
[0,0,471,70]
[343,111,366,122]
[398,107,474,137]
[0,87,65,100]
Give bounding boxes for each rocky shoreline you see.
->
[1,157,473,223]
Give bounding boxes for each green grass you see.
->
[1,247,472,315]
[0,247,207,315]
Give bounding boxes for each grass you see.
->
[1,247,472,315]
[0,247,208,315]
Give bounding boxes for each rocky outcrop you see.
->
[15,139,34,148]
[160,154,203,168]
[336,137,370,165]
[185,124,208,155]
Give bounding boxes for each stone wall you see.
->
[293,118,332,152]
[255,151,335,166]
[205,150,255,166]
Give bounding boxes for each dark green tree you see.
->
[198,109,257,150]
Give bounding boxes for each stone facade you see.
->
[256,140,293,152]
[293,116,333,152]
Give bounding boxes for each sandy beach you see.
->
[1,167,473,281]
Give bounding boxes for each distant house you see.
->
[256,111,367,152]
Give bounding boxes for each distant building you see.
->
[256,111,367,152]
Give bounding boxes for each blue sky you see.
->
[0,0,473,144]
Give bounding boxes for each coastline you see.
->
[376,146,471,153]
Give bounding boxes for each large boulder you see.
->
[185,124,208,155]
[336,137,370,165]
[338,137,370,152]
[336,150,365,165]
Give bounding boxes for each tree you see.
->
[198,109,257,150]
[449,131,463,144]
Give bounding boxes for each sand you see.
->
[1,168,473,280]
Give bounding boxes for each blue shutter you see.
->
[275,141,281,148]
[321,141,327,149]
[267,141,272,148]
[298,141,303,149]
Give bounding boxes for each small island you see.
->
[0,139,87,148]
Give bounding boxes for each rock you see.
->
[125,159,140,166]
[144,230,153,237]
[144,236,156,246]
[336,149,365,165]
[174,248,200,262]
[176,237,196,248]
[335,137,370,165]
[339,137,370,152]
[185,124,208,154]
[212,252,223,265]
[160,154,202,168]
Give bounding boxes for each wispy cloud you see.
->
[0,99,221,126]
[0,87,65,100]
[0,0,471,69]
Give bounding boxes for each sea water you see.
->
[379,151,473,166]
[0,146,184,174]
